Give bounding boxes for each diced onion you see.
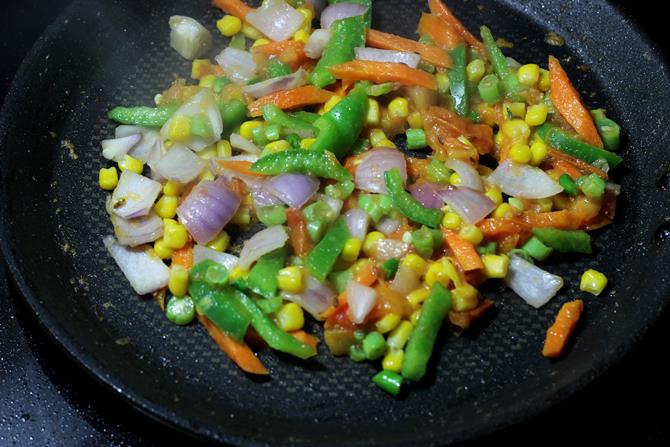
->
[103,236,169,295]
[111,212,163,247]
[238,225,289,270]
[230,133,261,154]
[375,216,400,236]
[320,3,368,29]
[445,158,484,191]
[375,239,409,262]
[101,134,141,162]
[115,125,161,163]
[169,16,212,60]
[505,255,564,308]
[192,245,239,271]
[110,170,162,219]
[488,159,563,199]
[246,0,304,42]
[242,68,307,99]
[160,89,222,152]
[266,174,319,209]
[439,186,496,224]
[355,148,407,194]
[154,144,204,183]
[282,275,336,319]
[345,280,377,324]
[355,47,421,68]
[409,182,444,209]
[344,208,369,240]
[390,263,420,296]
[304,28,331,59]
[215,47,259,85]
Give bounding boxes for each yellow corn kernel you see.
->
[376,313,401,334]
[478,165,493,176]
[265,140,291,153]
[341,238,363,262]
[118,155,144,174]
[230,207,251,225]
[379,139,396,148]
[163,180,183,197]
[98,167,119,190]
[300,138,316,149]
[239,120,263,140]
[401,253,428,276]
[292,29,309,44]
[163,219,188,250]
[537,197,553,212]
[153,238,173,260]
[449,172,461,186]
[530,139,548,166]
[481,254,510,279]
[538,68,551,91]
[216,140,232,158]
[168,265,189,297]
[251,37,271,48]
[197,145,218,160]
[459,225,483,245]
[509,142,532,164]
[407,287,430,309]
[410,309,422,325]
[485,185,503,206]
[153,195,179,219]
[387,321,413,349]
[525,103,548,126]
[501,119,531,143]
[366,98,381,126]
[441,212,462,230]
[518,63,540,86]
[168,116,192,142]
[466,59,486,83]
[190,59,209,80]
[323,95,343,114]
[242,23,263,40]
[408,111,424,129]
[363,231,385,257]
[493,203,514,219]
[207,231,229,252]
[425,259,452,288]
[276,302,305,332]
[369,128,388,147]
[494,130,504,146]
[199,74,217,89]
[164,140,174,149]
[229,266,248,282]
[580,269,608,296]
[382,349,404,373]
[388,97,409,119]
[503,102,527,120]
[216,15,242,37]
[277,266,305,294]
[436,72,450,94]
[199,168,215,181]
[296,7,313,31]
[451,284,479,312]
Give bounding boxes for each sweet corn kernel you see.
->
[168,116,192,142]
[485,185,503,206]
[341,238,363,262]
[231,206,251,225]
[410,309,422,325]
[503,102,527,120]
[154,238,173,260]
[277,266,305,294]
[163,180,183,197]
[207,231,229,252]
[525,103,549,126]
[323,95,343,113]
[168,265,189,297]
[494,130,504,146]
[366,98,381,126]
[401,253,428,276]
[501,119,531,143]
[481,254,510,279]
[251,37,271,48]
[449,172,462,186]
[493,203,514,219]
[408,111,424,129]
[191,59,209,80]
[530,139,548,166]
[509,142,532,164]
[388,97,409,119]
[379,138,396,148]
[216,140,232,157]
[199,168,215,181]
[216,15,242,37]
[466,59,486,83]
[425,259,452,288]
[459,225,484,245]
[363,231,384,257]
[376,313,401,334]
[229,266,248,282]
[98,167,118,190]
[436,72,450,94]
[296,7,314,30]
[163,219,188,249]
[407,287,430,309]
[518,63,540,86]
[382,349,404,372]
[276,302,305,332]
[538,68,551,91]
[239,120,263,140]
[197,145,218,160]
[118,155,144,174]
[451,284,479,312]
[265,140,291,153]
[537,197,553,212]
[292,29,309,44]
[580,269,608,296]
[199,74,217,89]
[387,321,413,349]
[153,195,179,219]
[300,138,316,149]
[242,23,263,40]
[441,212,462,230]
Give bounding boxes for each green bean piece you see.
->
[108,103,179,127]
[372,370,403,396]
[250,149,353,182]
[478,74,502,104]
[576,173,606,198]
[384,168,443,228]
[256,205,287,226]
[362,332,388,360]
[480,26,524,101]
[448,44,469,117]
[165,296,195,325]
[406,128,427,150]
[559,174,579,196]
[531,228,592,254]
[521,236,554,261]
[535,124,622,169]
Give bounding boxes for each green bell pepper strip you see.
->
[406,128,427,150]
[252,125,269,146]
[218,99,249,135]
[401,283,452,382]
[256,296,284,315]
[476,241,497,255]
[329,268,354,294]
[384,168,443,229]
[576,173,606,198]
[306,217,351,281]
[372,370,403,396]
[325,180,355,200]
[366,82,394,97]
[291,110,320,124]
[480,26,524,101]
[309,15,366,88]
[303,200,337,242]
[521,236,554,261]
[246,247,287,299]
[250,149,352,182]
[535,124,622,169]
[108,103,179,127]
[309,83,369,159]
[559,174,579,196]
[348,344,367,362]
[590,109,621,151]
[411,226,443,258]
[358,194,393,223]
[382,258,400,280]
[531,227,592,254]
[256,205,287,226]
[265,59,292,78]
[426,158,452,184]
[328,0,372,27]
[448,43,469,117]
[212,76,231,94]
[262,104,317,136]
[232,289,317,359]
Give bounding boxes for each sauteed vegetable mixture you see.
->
[99,0,621,396]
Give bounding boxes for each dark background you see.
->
[1,1,668,445]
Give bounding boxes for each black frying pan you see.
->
[1,0,669,445]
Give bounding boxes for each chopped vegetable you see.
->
[384,168,443,228]
[542,300,584,358]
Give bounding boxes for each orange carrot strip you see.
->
[354,261,377,287]
[548,56,603,148]
[477,218,531,238]
[418,13,463,51]
[548,149,608,179]
[213,160,267,178]
[428,0,485,55]
[247,85,336,117]
[445,233,484,271]
[199,315,269,374]
[212,0,251,19]
[366,29,452,68]
[253,40,304,56]
[286,208,313,257]
[334,79,355,97]
[542,300,584,358]
[328,60,437,90]
[552,159,583,181]
[289,330,320,350]
[171,240,193,269]
[523,210,580,230]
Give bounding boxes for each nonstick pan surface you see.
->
[2,0,670,445]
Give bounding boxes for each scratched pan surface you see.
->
[1,0,670,445]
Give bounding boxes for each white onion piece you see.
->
[320,3,368,29]
[238,225,289,270]
[344,208,369,240]
[346,280,377,324]
[375,216,400,236]
[169,16,212,60]
[111,213,163,247]
[115,126,162,162]
[154,144,204,183]
[355,148,407,194]
[101,134,141,162]
[375,239,409,262]
[215,47,259,84]
[390,263,420,296]
[505,255,564,308]
[251,181,283,207]
[605,181,621,196]
[304,28,331,58]
[408,182,444,209]
[439,187,496,224]
[445,159,484,191]
[103,236,169,295]
[242,68,307,99]
[355,47,421,68]
[177,177,241,244]
[318,194,343,216]
[282,275,336,320]
[266,174,319,209]
[192,245,239,271]
[110,170,162,219]
[230,133,261,154]
[160,89,222,152]
[489,159,563,199]
[246,0,304,42]
[146,140,167,181]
